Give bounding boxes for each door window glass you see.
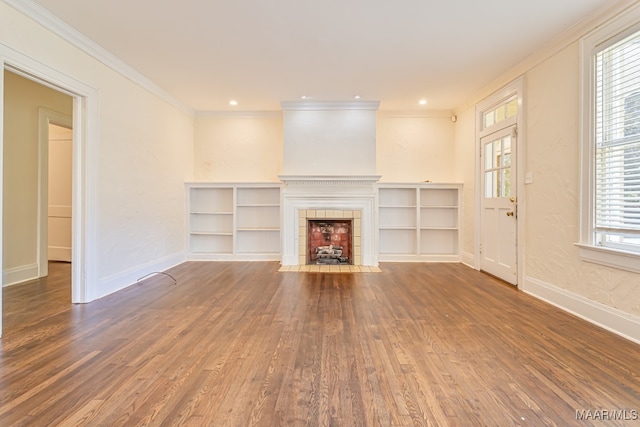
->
[484,134,512,198]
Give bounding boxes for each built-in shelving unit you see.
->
[187,181,460,263]
[186,183,282,260]
[378,183,462,262]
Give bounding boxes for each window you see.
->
[484,133,512,198]
[483,96,518,129]
[580,9,640,272]
[594,31,640,252]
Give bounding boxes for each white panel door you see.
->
[480,126,517,284]
[48,124,73,262]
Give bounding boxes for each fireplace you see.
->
[278,101,380,267]
[279,175,379,266]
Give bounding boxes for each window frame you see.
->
[578,6,640,273]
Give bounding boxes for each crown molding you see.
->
[457,0,640,112]
[377,110,453,119]
[3,0,195,116]
[195,111,282,119]
[281,100,380,111]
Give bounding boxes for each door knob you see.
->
[510,197,516,203]
[506,211,514,217]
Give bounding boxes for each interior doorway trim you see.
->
[474,77,526,287]
[1,44,99,337]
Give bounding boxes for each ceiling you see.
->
[27,0,614,112]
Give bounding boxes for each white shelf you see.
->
[186,183,282,260]
[420,188,458,207]
[190,213,233,234]
[237,205,280,229]
[236,229,280,254]
[379,206,417,228]
[190,211,233,215]
[379,229,416,254]
[237,187,280,205]
[191,231,233,236]
[379,226,416,230]
[420,229,458,255]
[190,187,233,213]
[190,234,233,254]
[378,183,462,262]
[379,188,416,206]
[420,227,458,230]
[420,207,458,229]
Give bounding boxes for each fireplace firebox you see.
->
[307,219,352,264]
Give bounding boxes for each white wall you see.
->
[452,108,476,265]
[1,2,194,298]
[524,42,640,319]
[194,113,283,182]
[377,113,457,183]
[282,108,377,176]
[194,111,459,184]
[2,70,72,285]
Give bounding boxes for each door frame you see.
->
[1,45,100,337]
[38,109,73,277]
[474,77,526,286]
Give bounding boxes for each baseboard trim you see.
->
[96,252,186,300]
[461,251,475,269]
[523,275,640,345]
[3,263,39,287]
[49,246,72,262]
[188,253,281,262]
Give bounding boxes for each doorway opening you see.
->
[1,52,96,337]
[2,70,73,316]
[47,122,73,264]
[39,111,74,277]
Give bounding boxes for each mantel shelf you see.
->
[279,175,381,186]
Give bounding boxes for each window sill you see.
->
[576,243,640,274]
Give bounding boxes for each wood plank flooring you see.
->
[1,261,639,426]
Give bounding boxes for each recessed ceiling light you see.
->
[354,95,361,99]
[229,100,238,106]
[419,99,427,106]
[301,95,310,100]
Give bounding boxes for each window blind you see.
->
[594,30,640,250]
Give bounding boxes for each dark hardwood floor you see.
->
[1,261,639,426]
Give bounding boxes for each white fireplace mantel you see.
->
[279,175,381,187]
[279,175,380,267]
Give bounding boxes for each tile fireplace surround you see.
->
[279,175,380,267]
